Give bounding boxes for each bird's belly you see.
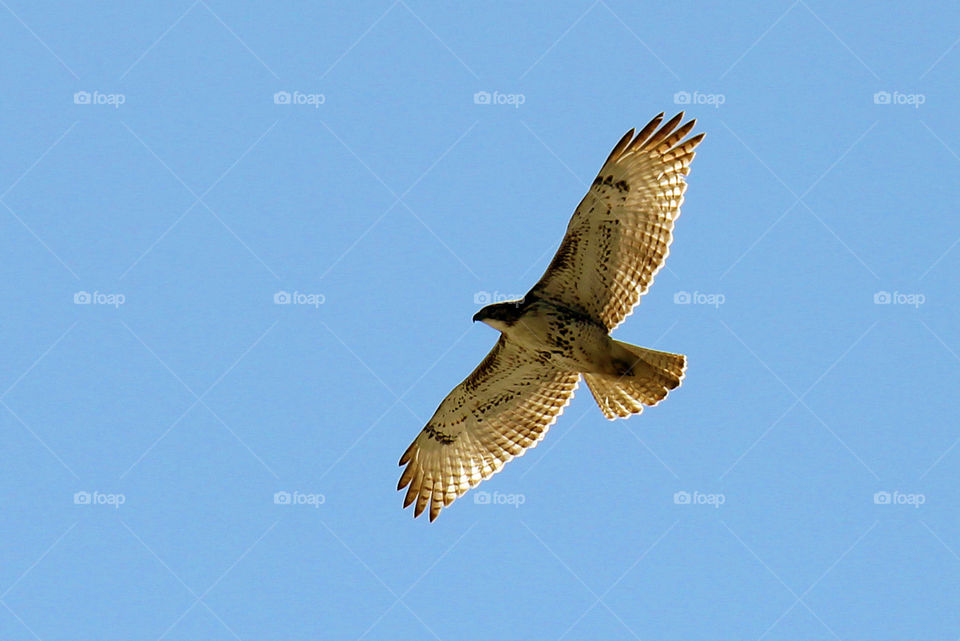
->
[509,305,611,372]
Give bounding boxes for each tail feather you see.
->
[584,342,686,420]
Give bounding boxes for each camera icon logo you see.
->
[673,291,691,304]
[74,91,91,105]
[274,91,291,105]
[673,490,691,505]
[274,491,291,505]
[873,291,891,305]
[474,91,491,105]
[873,91,891,105]
[274,291,291,305]
[473,290,492,305]
[74,291,91,304]
[673,91,691,105]
[474,491,491,504]
[873,491,891,505]
[74,491,91,504]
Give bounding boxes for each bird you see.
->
[398,112,704,521]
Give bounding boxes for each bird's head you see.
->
[472,300,524,331]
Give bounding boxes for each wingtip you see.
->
[629,113,667,151]
[664,111,685,128]
[403,478,418,508]
[683,131,707,152]
[398,441,415,466]
[605,128,637,164]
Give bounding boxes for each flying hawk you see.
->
[398,112,704,521]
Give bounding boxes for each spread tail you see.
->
[584,341,686,420]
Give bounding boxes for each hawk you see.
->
[398,112,704,520]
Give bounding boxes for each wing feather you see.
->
[398,336,580,521]
[530,112,704,330]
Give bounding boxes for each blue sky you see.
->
[2,1,959,639]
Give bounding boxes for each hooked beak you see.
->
[472,311,483,323]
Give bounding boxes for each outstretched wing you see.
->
[530,112,704,331]
[398,336,580,521]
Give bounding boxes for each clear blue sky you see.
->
[2,2,959,639]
